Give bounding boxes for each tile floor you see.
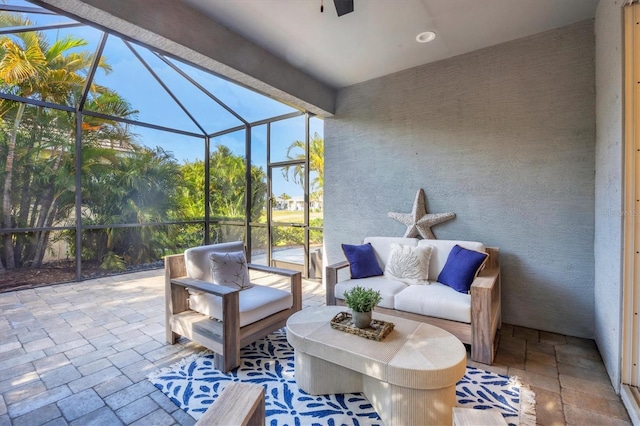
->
[0,269,633,425]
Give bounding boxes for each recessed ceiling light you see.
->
[416,31,436,43]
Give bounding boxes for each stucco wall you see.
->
[325,21,596,337]
[594,0,624,391]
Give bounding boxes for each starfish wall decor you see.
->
[388,189,455,239]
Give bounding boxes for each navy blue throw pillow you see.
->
[341,243,383,279]
[437,245,488,293]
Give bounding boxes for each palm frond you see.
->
[45,35,87,63]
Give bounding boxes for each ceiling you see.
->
[181,0,599,89]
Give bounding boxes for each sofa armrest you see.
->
[248,263,302,312]
[470,267,499,291]
[469,247,501,364]
[325,260,350,305]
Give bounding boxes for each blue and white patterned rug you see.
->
[149,330,535,426]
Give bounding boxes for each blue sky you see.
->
[7,0,323,197]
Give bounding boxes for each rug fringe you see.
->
[148,350,212,382]
[509,375,537,426]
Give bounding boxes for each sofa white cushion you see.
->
[394,282,472,323]
[364,237,418,270]
[334,276,407,309]
[189,284,293,327]
[417,239,485,281]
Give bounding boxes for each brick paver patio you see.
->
[0,270,324,425]
[0,269,632,425]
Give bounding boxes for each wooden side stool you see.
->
[452,407,508,425]
[195,382,265,426]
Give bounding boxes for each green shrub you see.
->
[100,251,126,271]
[343,286,382,313]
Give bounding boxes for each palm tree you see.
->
[0,13,113,268]
[281,132,324,196]
[176,145,267,224]
[81,146,183,268]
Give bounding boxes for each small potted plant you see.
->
[343,285,382,328]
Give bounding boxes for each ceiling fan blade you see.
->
[333,0,354,17]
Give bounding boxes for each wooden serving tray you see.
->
[329,311,394,341]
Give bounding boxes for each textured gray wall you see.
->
[594,0,624,391]
[325,21,596,338]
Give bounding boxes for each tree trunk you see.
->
[2,102,26,269]
[15,129,38,266]
[32,201,58,268]
[31,143,66,268]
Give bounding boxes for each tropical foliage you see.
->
[281,132,324,201]
[0,14,119,270]
[177,145,267,244]
[0,13,321,278]
[0,19,267,273]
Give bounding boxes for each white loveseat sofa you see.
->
[326,237,501,364]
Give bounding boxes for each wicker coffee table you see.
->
[286,306,466,426]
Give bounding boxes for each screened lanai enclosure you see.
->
[0,1,324,291]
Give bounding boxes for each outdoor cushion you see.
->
[384,243,432,285]
[418,239,485,281]
[341,243,383,279]
[364,237,418,270]
[185,241,245,283]
[189,284,293,327]
[393,282,471,323]
[438,245,488,293]
[209,250,251,290]
[334,276,407,309]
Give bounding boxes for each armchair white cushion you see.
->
[189,285,293,327]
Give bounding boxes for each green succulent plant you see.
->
[343,286,382,313]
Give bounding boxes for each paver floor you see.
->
[0,269,632,425]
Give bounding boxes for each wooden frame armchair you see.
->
[165,242,302,372]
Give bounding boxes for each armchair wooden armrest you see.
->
[248,263,300,277]
[171,277,240,297]
[325,260,350,305]
[469,247,501,364]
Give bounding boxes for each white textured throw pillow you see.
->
[384,243,432,285]
[209,251,251,290]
